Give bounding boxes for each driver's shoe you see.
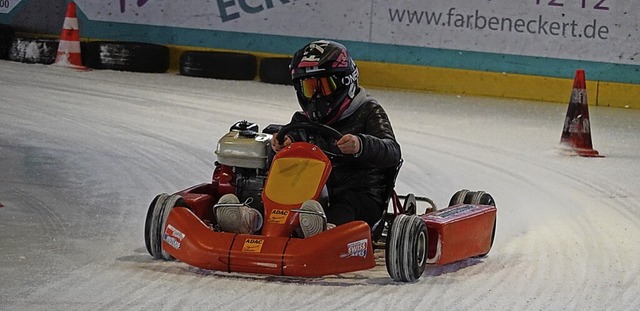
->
[215,194,263,234]
[298,200,330,238]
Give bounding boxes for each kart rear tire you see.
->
[144,193,186,260]
[385,214,428,282]
[402,193,417,215]
[475,219,497,258]
[449,189,495,206]
[449,190,497,257]
[448,189,470,206]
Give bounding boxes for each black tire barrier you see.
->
[259,57,292,85]
[179,51,257,80]
[0,24,15,60]
[82,41,170,73]
[7,37,58,64]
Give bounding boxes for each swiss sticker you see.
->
[340,239,368,259]
[242,238,264,253]
[165,224,185,240]
[268,209,289,224]
[163,224,185,250]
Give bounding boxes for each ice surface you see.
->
[1,60,639,310]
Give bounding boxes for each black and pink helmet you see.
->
[290,40,359,124]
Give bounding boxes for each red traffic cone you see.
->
[559,69,602,157]
[53,2,86,69]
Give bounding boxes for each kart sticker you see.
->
[242,238,264,253]
[268,209,289,224]
[163,224,185,250]
[432,204,476,219]
[340,239,368,259]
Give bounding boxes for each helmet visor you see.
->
[300,76,338,99]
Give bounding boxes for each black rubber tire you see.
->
[82,41,169,73]
[385,214,428,282]
[448,189,470,206]
[0,24,15,60]
[475,219,497,258]
[402,193,417,215]
[259,57,292,85]
[448,190,497,258]
[179,51,257,80]
[7,37,58,64]
[449,190,496,206]
[144,193,187,260]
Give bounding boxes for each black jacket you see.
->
[287,88,402,208]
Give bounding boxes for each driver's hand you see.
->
[271,134,292,152]
[336,134,361,155]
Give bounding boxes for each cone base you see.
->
[558,144,603,158]
[53,53,89,71]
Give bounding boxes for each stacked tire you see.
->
[0,24,15,60]
[82,41,170,73]
[259,57,292,85]
[179,51,257,80]
[7,37,58,64]
[1,26,293,85]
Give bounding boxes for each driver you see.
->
[271,40,402,237]
[215,40,401,237]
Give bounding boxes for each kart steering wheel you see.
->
[276,122,345,157]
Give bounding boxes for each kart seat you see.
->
[370,159,403,242]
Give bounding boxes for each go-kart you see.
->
[144,120,497,282]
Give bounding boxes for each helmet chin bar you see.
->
[307,96,332,122]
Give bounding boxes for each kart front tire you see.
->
[385,214,428,282]
[144,193,185,260]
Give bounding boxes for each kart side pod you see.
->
[162,207,376,277]
[421,204,497,265]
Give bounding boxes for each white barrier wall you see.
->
[65,0,638,66]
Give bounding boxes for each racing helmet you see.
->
[291,40,359,124]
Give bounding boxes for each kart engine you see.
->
[214,121,279,213]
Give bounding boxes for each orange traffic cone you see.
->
[53,1,86,69]
[559,69,602,157]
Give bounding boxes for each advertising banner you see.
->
[0,0,25,13]
[373,1,639,65]
[66,0,640,66]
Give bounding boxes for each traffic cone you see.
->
[53,1,86,69]
[559,69,602,157]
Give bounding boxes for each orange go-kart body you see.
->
[146,124,498,281]
[161,142,376,277]
[422,204,496,265]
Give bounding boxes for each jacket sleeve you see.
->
[356,104,402,168]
